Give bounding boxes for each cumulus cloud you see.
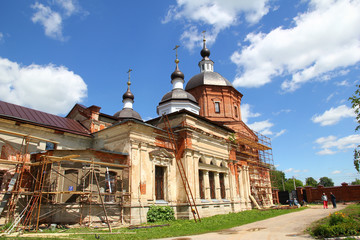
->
[163,0,270,50]
[312,105,355,126]
[31,0,85,41]
[247,119,273,135]
[0,57,87,115]
[241,103,261,123]
[315,134,360,155]
[31,2,64,40]
[231,0,360,91]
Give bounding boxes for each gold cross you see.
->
[127,68,132,85]
[173,45,180,59]
[202,30,206,40]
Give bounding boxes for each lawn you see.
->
[2,207,304,240]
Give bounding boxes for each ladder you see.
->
[162,114,201,222]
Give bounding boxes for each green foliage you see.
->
[284,178,303,192]
[329,212,347,226]
[147,205,175,222]
[319,176,334,187]
[349,85,360,173]
[310,204,360,239]
[271,169,286,190]
[305,177,318,187]
[351,178,360,185]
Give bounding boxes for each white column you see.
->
[214,172,220,200]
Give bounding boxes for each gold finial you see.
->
[127,68,132,86]
[173,45,180,64]
[202,30,206,42]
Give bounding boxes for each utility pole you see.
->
[293,176,296,190]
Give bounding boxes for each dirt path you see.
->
[159,204,346,240]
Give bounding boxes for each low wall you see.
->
[296,183,360,203]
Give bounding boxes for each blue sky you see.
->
[1,0,360,186]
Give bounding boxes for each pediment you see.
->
[149,148,174,159]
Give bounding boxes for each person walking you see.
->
[321,193,328,209]
[330,192,337,208]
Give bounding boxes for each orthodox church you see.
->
[0,37,274,226]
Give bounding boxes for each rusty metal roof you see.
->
[0,100,91,137]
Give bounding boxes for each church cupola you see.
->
[113,69,142,121]
[157,46,200,116]
[199,34,214,73]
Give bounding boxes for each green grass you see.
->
[307,203,360,239]
[3,207,304,240]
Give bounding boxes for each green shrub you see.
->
[147,205,175,222]
[329,212,347,226]
[313,224,334,238]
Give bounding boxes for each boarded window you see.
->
[220,173,226,199]
[199,170,205,199]
[155,166,166,200]
[209,171,215,199]
[63,169,78,203]
[105,170,117,202]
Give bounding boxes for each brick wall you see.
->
[296,183,360,203]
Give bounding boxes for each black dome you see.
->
[201,47,210,58]
[171,69,184,80]
[122,89,134,100]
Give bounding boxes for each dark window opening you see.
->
[220,173,226,199]
[155,166,166,200]
[199,170,205,199]
[234,106,238,118]
[209,171,215,199]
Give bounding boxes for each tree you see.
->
[284,178,303,192]
[305,177,318,187]
[351,178,360,185]
[319,177,334,187]
[270,168,286,191]
[349,85,360,172]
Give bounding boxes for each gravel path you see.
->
[158,204,347,240]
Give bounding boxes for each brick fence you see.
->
[296,183,360,203]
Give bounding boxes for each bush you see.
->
[147,205,175,222]
[329,212,347,226]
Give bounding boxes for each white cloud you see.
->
[274,129,286,138]
[231,0,360,91]
[0,32,3,41]
[31,2,64,41]
[335,80,350,86]
[315,134,360,155]
[312,105,355,126]
[240,103,261,123]
[284,168,293,173]
[247,119,273,135]
[0,57,87,115]
[163,0,270,49]
[273,109,292,116]
[31,0,85,41]
[332,170,341,174]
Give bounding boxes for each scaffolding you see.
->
[236,130,275,207]
[0,129,130,234]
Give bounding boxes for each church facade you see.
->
[0,39,273,226]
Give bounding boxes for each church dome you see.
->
[159,89,198,104]
[113,108,142,121]
[185,72,233,91]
